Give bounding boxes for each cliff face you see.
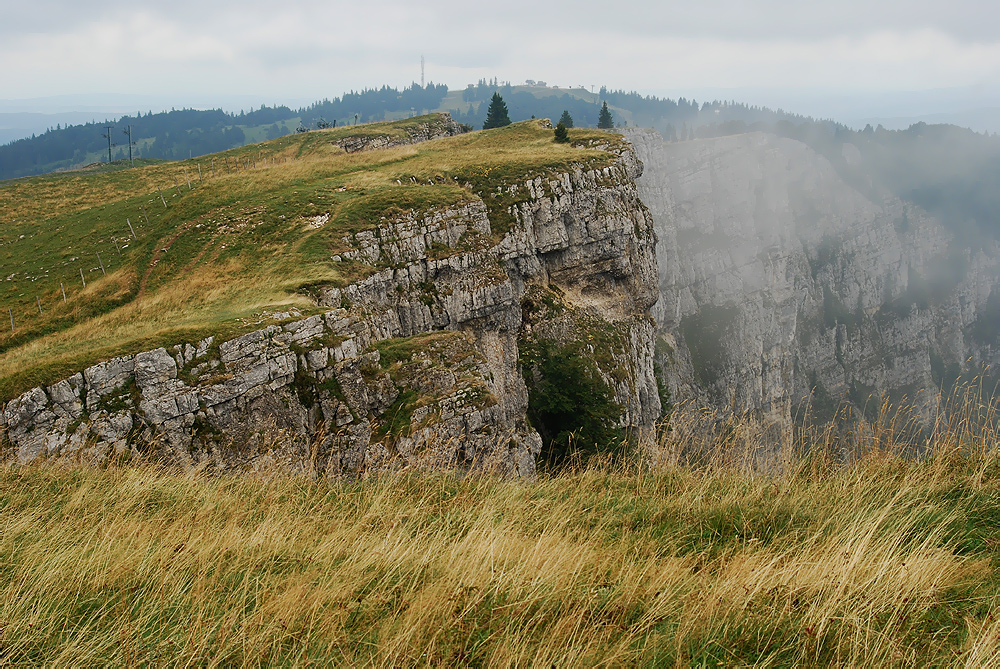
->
[627,129,1000,425]
[1,134,659,475]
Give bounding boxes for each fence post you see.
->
[97,253,106,276]
[9,308,14,332]
[36,296,42,315]
[80,268,86,288]
[127,218,137,240]
[61,282,66,302]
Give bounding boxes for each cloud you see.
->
[3,0,1000,106]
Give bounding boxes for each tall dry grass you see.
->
[2,388,1000,665]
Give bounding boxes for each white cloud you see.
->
[3,0,1000,114]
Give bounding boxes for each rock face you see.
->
[332,114,468,153]
[1,135,659,475]
[626,129,1000,426]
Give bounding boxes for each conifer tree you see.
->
[483,93,512,129]
[554,122,570,143]
[597,101,614,129]
[558,110,574,128]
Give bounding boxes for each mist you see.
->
[626,111,1000,423]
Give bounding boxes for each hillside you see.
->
[0,115,625,400]
[1,113,660,474]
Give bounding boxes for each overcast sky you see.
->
[3,0,1000,121]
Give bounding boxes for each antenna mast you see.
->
[421,55,425,88]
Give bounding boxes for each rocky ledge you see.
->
[1,130,660,477]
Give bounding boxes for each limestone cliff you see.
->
[1,132,659,475]
[627,129,1000,425]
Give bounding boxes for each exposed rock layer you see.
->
[627,129,1000,424]
[1,132,659,475]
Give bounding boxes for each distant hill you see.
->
[6,83,1000,243]
[0,84,452,181]
[1,82,806,182]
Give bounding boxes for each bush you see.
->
[521,338,623,469]
[553,123,570,144]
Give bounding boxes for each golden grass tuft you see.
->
[3,391,1000,665]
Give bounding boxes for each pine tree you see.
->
[554,122,570,143]
[483,93,511,129]
[558,110,574,128]
[597,102,614,129]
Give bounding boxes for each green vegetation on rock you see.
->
[521,337,623,468]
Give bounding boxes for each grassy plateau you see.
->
[0,115,623,402]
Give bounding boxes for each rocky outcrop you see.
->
[1,135,659,475]
[627,129,1000,426]
[332,114,467,153]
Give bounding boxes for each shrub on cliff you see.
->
[553,122,570,144]
[520,338,623,469]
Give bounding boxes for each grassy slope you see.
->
[0,438,998,665]
[0,116,623,402]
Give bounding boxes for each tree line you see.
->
[0,84,450,181]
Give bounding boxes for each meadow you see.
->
[1,391,999,666]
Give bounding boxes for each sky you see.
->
[3,0,1000,125]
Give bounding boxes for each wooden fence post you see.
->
[97,253,106,276]
[80,268,86,288]
[61,283,66,302]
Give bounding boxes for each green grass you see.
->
[0,115,623,402]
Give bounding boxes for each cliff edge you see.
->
[1,119,659,475]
